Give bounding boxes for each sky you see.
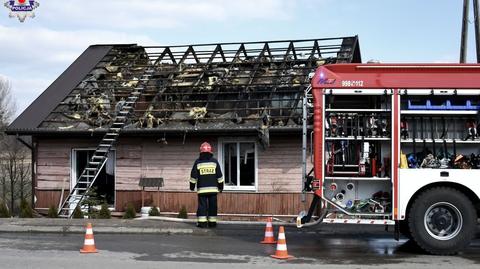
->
[0,0,479,118]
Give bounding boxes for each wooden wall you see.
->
[35,135,311,214]
[116,191,314,215]
[36,189,314,215]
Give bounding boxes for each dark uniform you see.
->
[190,155,224,227]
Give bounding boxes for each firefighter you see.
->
[190,142,224,228]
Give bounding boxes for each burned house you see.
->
[6,37,361,216]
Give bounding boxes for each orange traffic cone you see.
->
[271,226,294,260]
[80,223,98,253]
[260,217,276,244]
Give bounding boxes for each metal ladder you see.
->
[58,67,155,218]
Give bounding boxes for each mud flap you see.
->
[394,221,400,241]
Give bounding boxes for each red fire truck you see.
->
[299,64,480,255]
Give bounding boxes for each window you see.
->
[218,139,257,191]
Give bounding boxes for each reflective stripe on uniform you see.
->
[208,216,217,222]
[217,177,224,183]
[197,186,219,194]
[190,177,197,184]
[197,216,208,222]
[197,162,217,169]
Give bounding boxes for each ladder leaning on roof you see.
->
[58,67,156,218]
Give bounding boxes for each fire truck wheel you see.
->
[408,187,477,255]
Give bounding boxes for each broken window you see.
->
[220,140,256,191]
[72,149,115,205]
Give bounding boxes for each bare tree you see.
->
[0,77,15,130]
[0,76,31,215]
[0,77,14,206]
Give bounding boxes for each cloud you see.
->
[0,25,158,68]
[38,0,295,30]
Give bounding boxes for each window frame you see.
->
[217,138,258,192]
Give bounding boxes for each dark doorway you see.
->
[73,150,115,205]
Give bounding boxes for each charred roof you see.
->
[7,37,361,136]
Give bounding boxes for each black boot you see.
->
[208,222,217,228]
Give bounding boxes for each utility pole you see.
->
[460,0,470,63]
[474,0,480,62]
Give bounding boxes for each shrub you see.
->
[123,203,136,219]
[0,201,10,218]
[148,205,160,216]
[98,203,111,219]
[72,206,84,219]
[177,205,188,219]
[19,198,33,218]
[47,205,58,218]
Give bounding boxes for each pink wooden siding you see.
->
[35,135,308,195]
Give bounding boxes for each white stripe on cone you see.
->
[276,244,288,251]
[265,232,274,237]
[278,233,286,240]
[86,229,93,235]
[84,239,95,245]
[266,222,272,228]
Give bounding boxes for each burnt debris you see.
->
[39,37,361,145]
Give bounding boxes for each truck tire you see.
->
[408,187,477,255]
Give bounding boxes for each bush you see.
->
[0,201,10,218]
[148,205,160,216]
[177,205,188,219]
[98,203,111,219]
[19,198,33,218]
[47,205,58,218]
[123,203,136,219]
[72,206,84,219]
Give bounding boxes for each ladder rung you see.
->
[122,106,132,109]
[89,162,101,165]
[106,133,119,136]
[102,138,115,141]
[81,174,95,177]
[99,145,111,148]
[110,128,121,131]
[119,111,129,114]
[85,168,98,171]
[96,149,109,152]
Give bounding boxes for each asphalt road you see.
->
[0,224,479,269]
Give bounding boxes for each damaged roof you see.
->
[7,37,361,136]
